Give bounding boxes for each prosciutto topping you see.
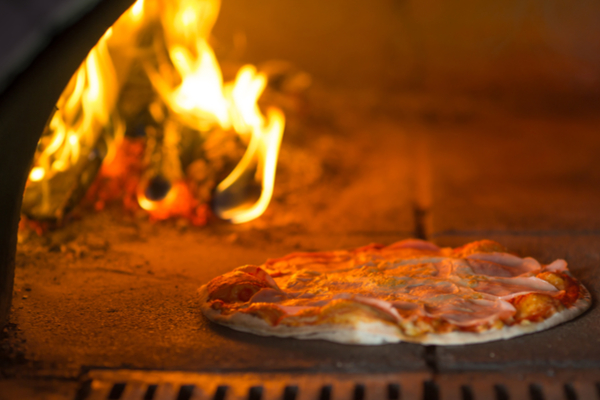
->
[206,239,583,332]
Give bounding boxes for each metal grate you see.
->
[78,370,600,400]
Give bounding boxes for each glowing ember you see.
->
[24,0,286,225]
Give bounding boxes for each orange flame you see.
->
[215,107,284,223]
[24,1,141,211]
[28,29,119,182]
[144,0,285,223]
[26,0,285,224]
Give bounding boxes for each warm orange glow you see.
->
[136,179,209,225]
[143,0,285,223]
[26,0,285,224]
[26,17,125,195]
[131,0,145,20]
[28,167,45,182]
[216,108,285,223]
[149,41,231,130]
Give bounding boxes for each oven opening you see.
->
[21,0,286,230]
[2,0,600,398]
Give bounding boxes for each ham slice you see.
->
[249,288,287,303]
[278,305,315,315]
[545,259,568,272]
[473,276,559,300]
[237,265,281,289]
[466,259,526,277]
[245,246,564,328]
[388,239,441,251]
[467,253,541,274]
[353,295,402,322]
[425,297,516,327]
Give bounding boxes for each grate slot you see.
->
[108,383,127,400]
[319,385,332,400]
[563,384,578,400]
[423,380,439,400]
[177,385,196,400]
[283,385,299,400]
[387,384,400,400]
[248,386,263,400]
[353,384,365,400]
[529,384,544,400]
[144,384,158,400]
[81,370,600,400]
[494,384,509,400]
[214,385,229,400]
[75,380,92,400]
[460,385,474,400]
[117,381,147,400]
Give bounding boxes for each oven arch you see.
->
[0,0,134,327]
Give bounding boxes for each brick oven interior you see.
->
[2,0,600,399]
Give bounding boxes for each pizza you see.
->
[198,239,591,345]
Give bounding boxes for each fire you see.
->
[24,0,285,224]
[214,107,284,223]
[29,31,116,184]
[28,167,45,182]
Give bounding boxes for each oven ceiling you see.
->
[3,0,600,98]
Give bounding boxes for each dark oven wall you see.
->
[0,0,134,327]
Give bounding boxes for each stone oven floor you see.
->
[2,88,600,395]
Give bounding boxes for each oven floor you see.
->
[3,88,600,384]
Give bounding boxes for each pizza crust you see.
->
[199,285,404,345]
[199,284,591,345]
[418,288,591,345]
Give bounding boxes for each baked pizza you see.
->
[198,239,590,345]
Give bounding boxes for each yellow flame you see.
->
[147,0,285,223]
[216,108,285,223]
[161,0,219,50]
[28,167,45,182]
[228,65,268,136]
[27,22,122,187]
[27,0,285,224]
[131,0,145,20]
[149,41,231,130]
